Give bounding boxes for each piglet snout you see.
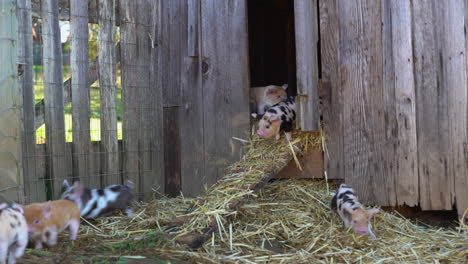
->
[257,130,265,137]
[356,228,368,235]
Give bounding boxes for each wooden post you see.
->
[0,0,24,202]
[120,0,140,197]
[18,0,43,203]
[294,0,319,131]
[99,0,119,187]
[136,0,154,200]
[41,0,67,199]
[70,0,91,186]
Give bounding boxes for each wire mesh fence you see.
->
[16,0,161,204]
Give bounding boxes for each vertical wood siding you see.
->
[321,0,468,215]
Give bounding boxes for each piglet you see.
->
[257,96,296,141]
[331,184,379,238]
[23,200,80,249]
[61,180,134,219]
[0,203,28,264]
[251,84,288,116]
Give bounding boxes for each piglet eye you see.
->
[266,125,270,129]
[353,220,357,224]
[33,220,40,224]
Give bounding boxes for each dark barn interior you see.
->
[248,0,297,96]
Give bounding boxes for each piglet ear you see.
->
[42,201,52,219]
[270,115,279,121]
[344,207,355,215]
[11,203,24,214]
[73,182,84,198]
[282,84,288,90]
[367,208,379,218]
[62,179,70,188]
[126,180,135,189]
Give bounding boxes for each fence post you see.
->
[0,0,24,203]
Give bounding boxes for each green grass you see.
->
[34,65,123,143]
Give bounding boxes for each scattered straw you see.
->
[42,131,466,264]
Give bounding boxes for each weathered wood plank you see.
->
[187,0,199,57]
[164,107,181,197]
[445,0,467,217]
[161,0,186,107]
[318,0,343,180]
[389,0,418,206]
[338,0,388,205]
[120,0,141,197]
[413,0,453,211]
[380,0,397,206]
[149,0,165,197]
[181,0,204,196]
[294,0,319,131]
[136,0,154,200]
[99,0,119,186]
[41,0,67,198]
[0,0,23,203]
[18,0,43,203]
[180,57,204,197]
[201,0,250,189]
[70,0,91,186]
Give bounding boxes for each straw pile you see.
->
[68,130,467,264]
[22,130,467,263]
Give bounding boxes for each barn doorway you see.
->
[248,0,297,97]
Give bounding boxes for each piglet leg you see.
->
[8,243,25,264]
[34,238,43,250]
[45,229,58,246]
[124,208,134,217]
[368,225,377,238]
[275,133,281,140]
[285,132,292,141]
[68,220,80,240]
[0,241,8,264]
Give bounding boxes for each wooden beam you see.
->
[294,0,319,131]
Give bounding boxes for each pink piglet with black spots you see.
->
[0,203,28,264]
[331,184,379,238]
[61,180,135,219]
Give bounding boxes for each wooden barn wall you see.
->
[18,0,250,202]
[320,0,468,216]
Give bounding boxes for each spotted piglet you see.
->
[61,180,134,219]
[0,203,28,264]
[331,184,379,238]
[251,84,288,116]
[257,96,296,141]
[23,200,80,249]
